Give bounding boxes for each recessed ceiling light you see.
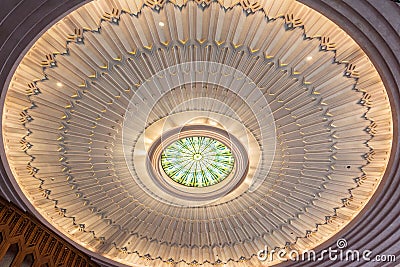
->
[56,82,63,87]
[306,56,313,61]
[159,21,165,27]
[208,120,218,126]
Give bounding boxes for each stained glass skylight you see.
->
[161,136,235,187]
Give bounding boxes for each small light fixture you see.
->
[56,82,63,87]
[306,56,313,61]
[215,259,223,265]
[143,254,151,264]
[159,21,165,27]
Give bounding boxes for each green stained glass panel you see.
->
[161,137,235,187]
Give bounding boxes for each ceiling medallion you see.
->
[160,136,235,187]
[0,0,393,266]
[144,124,249,205]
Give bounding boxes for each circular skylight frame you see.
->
[146,124,249,203]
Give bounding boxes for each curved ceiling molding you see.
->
[0,0,393,266]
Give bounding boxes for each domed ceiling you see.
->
[1,0,393,266]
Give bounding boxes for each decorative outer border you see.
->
[0,196,99,267]
[0,0,397,266]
